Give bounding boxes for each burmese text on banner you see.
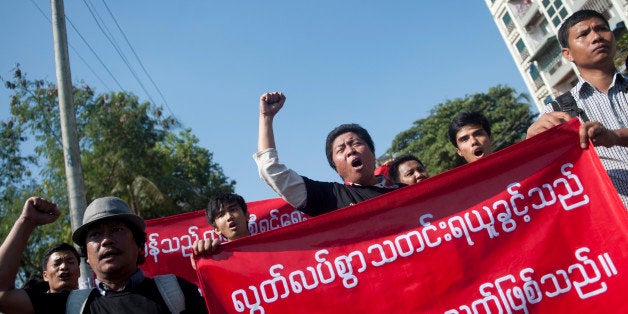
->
[141,198,306,285]
[195,119,628,313]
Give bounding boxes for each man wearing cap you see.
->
[0,196,208,313]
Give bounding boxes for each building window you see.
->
[516,39,530,60]
[529,65,544,89]
[542,0,568,27]
[537,41,563,75]
[502,12,516,34]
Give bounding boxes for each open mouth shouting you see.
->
[99,249,121,261]
[350,157,364,169]
[58,272,72,281]
[228,221,238,230]
[473,148,485,158]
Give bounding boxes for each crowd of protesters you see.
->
[0,9,626,313]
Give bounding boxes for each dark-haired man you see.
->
[254,92,400,217]
[41,243,80,293]
[448,110,493,164]
[191,193,251,258]
[389,154,429,185]
[0,196,208,314]
[526,10,628,207]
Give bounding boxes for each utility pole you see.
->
[50,0,93,288]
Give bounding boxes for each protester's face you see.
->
[455,124,493,163]
[213,201,250,241]
[396,160,429,185]
[332,132,376,185]
[42,251,80,292]
[563,17,615,69]
[85,220,139,280]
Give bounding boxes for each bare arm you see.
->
[0,197,60,314]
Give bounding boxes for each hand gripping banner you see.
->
[194,119,628,313]
[141,198,307,285]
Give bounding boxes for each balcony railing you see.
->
[582,0,612,16]
[519,47,530,61]
[533,75,544,89]
[505,20,516,35]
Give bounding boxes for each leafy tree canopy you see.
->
[1,65,235,280]
[385,85,537,175]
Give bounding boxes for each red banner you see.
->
[195,119,628,313]
[141,198,308,285]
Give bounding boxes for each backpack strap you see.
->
[154,274,185,314]
[66,288,96,314]
[550,91,589,122]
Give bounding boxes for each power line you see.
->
[65,17,125,91]
[81,0,159,107]
[28,0,113,91]
[100,0,171,112]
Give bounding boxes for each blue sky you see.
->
[1,1,531,204]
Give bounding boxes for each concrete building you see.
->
[485,0,628,111]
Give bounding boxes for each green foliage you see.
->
[3,67,235,219]
[0,118,35,195]
[386,85,537,175]
[0,186,72,285]
[615,33,628,70]
[1,65,236,282]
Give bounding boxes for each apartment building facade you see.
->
[485,0,628,111]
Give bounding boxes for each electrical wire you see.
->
[100,0,172,112]
[28,0,114,91]
[81,0,158,107]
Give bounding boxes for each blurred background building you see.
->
[485,0,628,111]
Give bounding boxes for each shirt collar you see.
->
[345,175,398,189]
[576,71,627,97]
[95,268,145,296]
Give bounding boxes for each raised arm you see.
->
[254,92,307,208]
[0,197,60,314]
[258,92,285,152]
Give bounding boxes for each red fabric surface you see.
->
[141,198,307,285]
[194,119,628,313]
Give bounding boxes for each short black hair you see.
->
[206,193,248,228]
[388,154,426,184]
[448,110,492,148]
[41,243,80,271]
[558,10,609,48]
[325,124,375,170]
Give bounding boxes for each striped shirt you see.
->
[543,72,628,208]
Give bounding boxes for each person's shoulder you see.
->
[173,276,209,313]
[24,287,71,298]
[25,288,69,314]
[165,275,201,296]
[302,176,340,187]
[175,276,198,288]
